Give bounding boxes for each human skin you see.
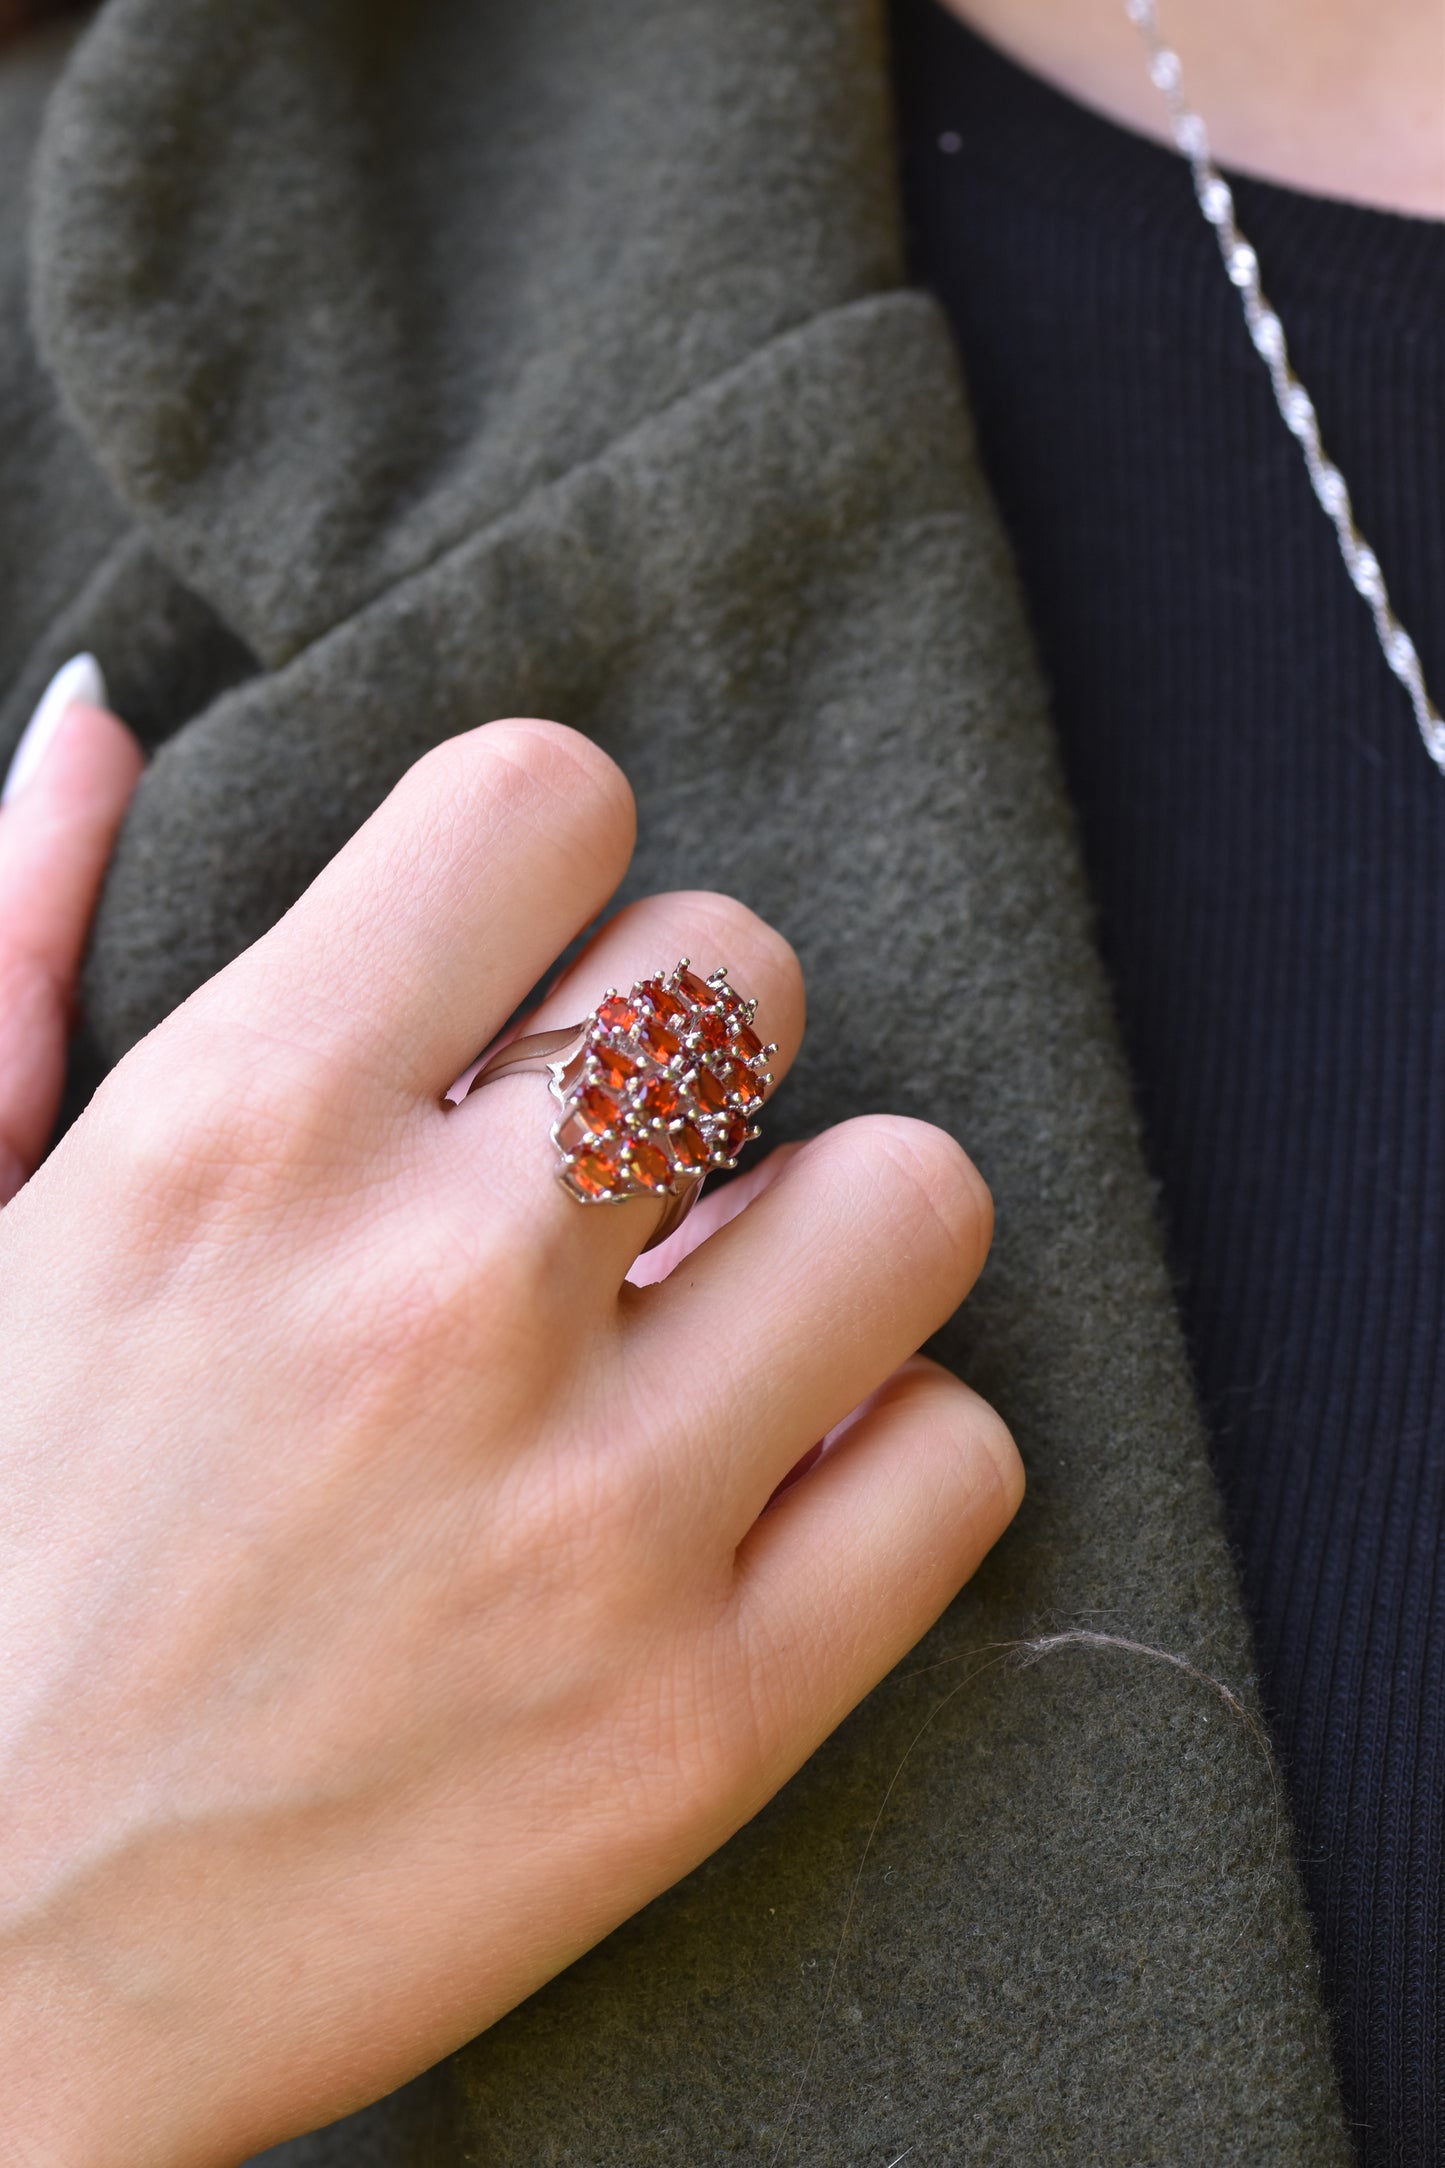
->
[0,698,142,1206]
[0,709,1022,2165]
[939,0,1445,217]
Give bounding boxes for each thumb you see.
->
[0,657,144,1204]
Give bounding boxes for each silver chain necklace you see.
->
[1125,0,1445,774]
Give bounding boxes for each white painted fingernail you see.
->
[2,653,108,806]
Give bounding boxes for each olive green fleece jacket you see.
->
[1,3,1353,2162]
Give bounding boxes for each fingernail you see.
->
[2,653,108,806]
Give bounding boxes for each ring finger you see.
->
[433,889,805,1294]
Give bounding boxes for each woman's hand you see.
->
[0,713,1022,2167]
[0,656,143,1205]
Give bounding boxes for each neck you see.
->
[936,0,1445,218]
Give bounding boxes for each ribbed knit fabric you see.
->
[890,6,1445,2161]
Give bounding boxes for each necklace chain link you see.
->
[1125,0,1445,774]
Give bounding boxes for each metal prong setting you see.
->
[551,958,773,1205]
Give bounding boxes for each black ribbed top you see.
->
[890,4,1445,2159]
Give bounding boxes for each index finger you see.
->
[0,699,144,1200]
[216,719,637,1097]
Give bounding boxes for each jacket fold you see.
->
[3,2,1350,2159]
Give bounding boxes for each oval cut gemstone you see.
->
[690,1067,728,1115]
[717,1112,750,1160]
[637,1075,681,1123]
[718,1060,764,1107]
[596,993,640,1034]
[692,1009,728,1054]
[568,1145,624,1198]
[591,1043,639,1090]
[670,1121,709,1172]
[641,978,688,1026]
[637,1015,681,1062]
[731,1023,764,1061]
[574,1085,620,1135]
[626,1140,672,1192]
[677,967,718,1008]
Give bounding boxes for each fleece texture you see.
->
[4,3,1351,2161]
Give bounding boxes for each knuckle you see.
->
[489,717,634,819]
[636,890,801,993]
[416,719,635,851]
[891,1365,1024,1540]
[447,1220,560,1357]
[373,1209,549,1354]
[461,1413,667,1627]
[97,1019,333,1212]
[316,1229,564,1461]
[565,1439,671,1572]
[952,1382,1026,1524]
[847,1114,994,1286]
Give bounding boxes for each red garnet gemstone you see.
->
[677,967,718,1008]
[591,1042,639,1090]
[596,993,640,1034]
[568,1144,624,1198]
[718,1060,764,1107]
[670,1121,709,1172]
[692,1008,729,1055]
[641,978,688,1026]
[574,1085,620,1135]
[717,1112,750,1160]
[731,1022,764,1061]
[637,1014,681,1062]
[690,1066,728,1115]
[637,1075,681,1123]
[626,1140,672,1192]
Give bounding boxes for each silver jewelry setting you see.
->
[461,959,776,1251]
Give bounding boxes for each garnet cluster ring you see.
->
[459,961,776,1252]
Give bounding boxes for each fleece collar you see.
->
[31,0,903,665]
